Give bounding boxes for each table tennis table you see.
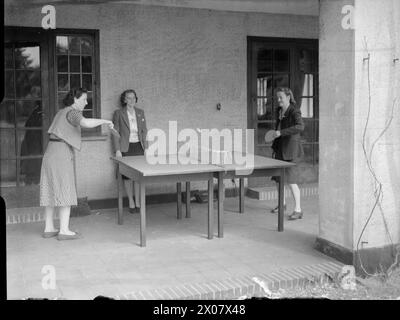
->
[111,153,295,247]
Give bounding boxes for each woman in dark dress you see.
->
[112,89,148,213]
[268,87,305,220]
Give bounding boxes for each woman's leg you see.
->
[288,184,301,212]
[134,181,140,208]
[124,179,136,208]
[59,206,75,235]
[44,206,57,232]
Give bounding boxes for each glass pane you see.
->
[0,160,17,187]
[0,101,15,128]
[82,74,92,91]
[20,157,43,185]
[257,49,272,72]
[257,74,272,97]
[299,49,313,73]
[273,74,289,90]
[5,71,14,98]
[70,74,81,89]
[301,119,314,143]
[81,56,92,72]
[300,97,313,118]
[56,36,69,54]
[16,100,42,128]
[58,92,67,109]
[69,55,80,72]
[301,74,313,96]
[83,109,93,118]
[257,122,275,145]
[83,92,93,117]
[81,37,93,55]
[69,37,80,54]
[0,129,16,158]
[302,144,314,163]
[58,74,69,91]
[274,49,289,72]
[14,46,40,69]
[18,129,43,157]
[15,71,41,98]
[5,46,13,69]
[257,98,274,121]
[57,55,68,72]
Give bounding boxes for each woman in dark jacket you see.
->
[269,87,304,220]
[112,89,148,213]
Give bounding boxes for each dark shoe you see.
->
[42,230,59,238]
[288,211,303,220]
[129,207,140,214]
[57,232,82,241]
[270,204,286,214]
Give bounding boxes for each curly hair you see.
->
[120,89,138,107]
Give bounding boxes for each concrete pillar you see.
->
[317,0,400,275]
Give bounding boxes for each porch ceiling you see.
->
[13,0,319,16]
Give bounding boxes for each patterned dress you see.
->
[39,109,83,207]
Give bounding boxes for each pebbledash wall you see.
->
[318,0,400,270]
[4,2,318,201]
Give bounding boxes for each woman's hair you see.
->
[120,89,138,107]
[62,88,88,107]
[276,87,296,106]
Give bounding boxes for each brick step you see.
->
[113,261,344,300]
[247,183,318,201]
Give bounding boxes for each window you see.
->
[53,30,100,135]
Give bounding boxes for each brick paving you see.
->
[6,194,342,300]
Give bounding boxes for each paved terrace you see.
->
[6,193,342,300]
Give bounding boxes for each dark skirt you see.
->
[121,142,144,180]
[271,148,302,184]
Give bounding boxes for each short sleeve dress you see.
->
[39,109,83,207]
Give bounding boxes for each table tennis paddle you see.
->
[264,130,276,143]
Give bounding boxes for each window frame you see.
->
[247,36,319,166]
[48,28,101,137]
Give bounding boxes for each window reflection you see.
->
[257,74,272,97]
[302,74,313,96]
[300,98,313,118]
[0,101,15,128]
[15,46,40,69]
[56,36,68,53]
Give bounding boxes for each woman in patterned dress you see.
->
[40,88,114,240]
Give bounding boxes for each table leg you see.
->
[177,182,182,219]
[140,182,146,247]
[239,177,245,213]
[186,181,191,218]
[208,178,214,239]
[117,167,123,225]
[217,172,224,238]
[278,169,285,232]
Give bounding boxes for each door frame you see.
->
[247,36,319,156]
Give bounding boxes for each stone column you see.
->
[317,0,400,275]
